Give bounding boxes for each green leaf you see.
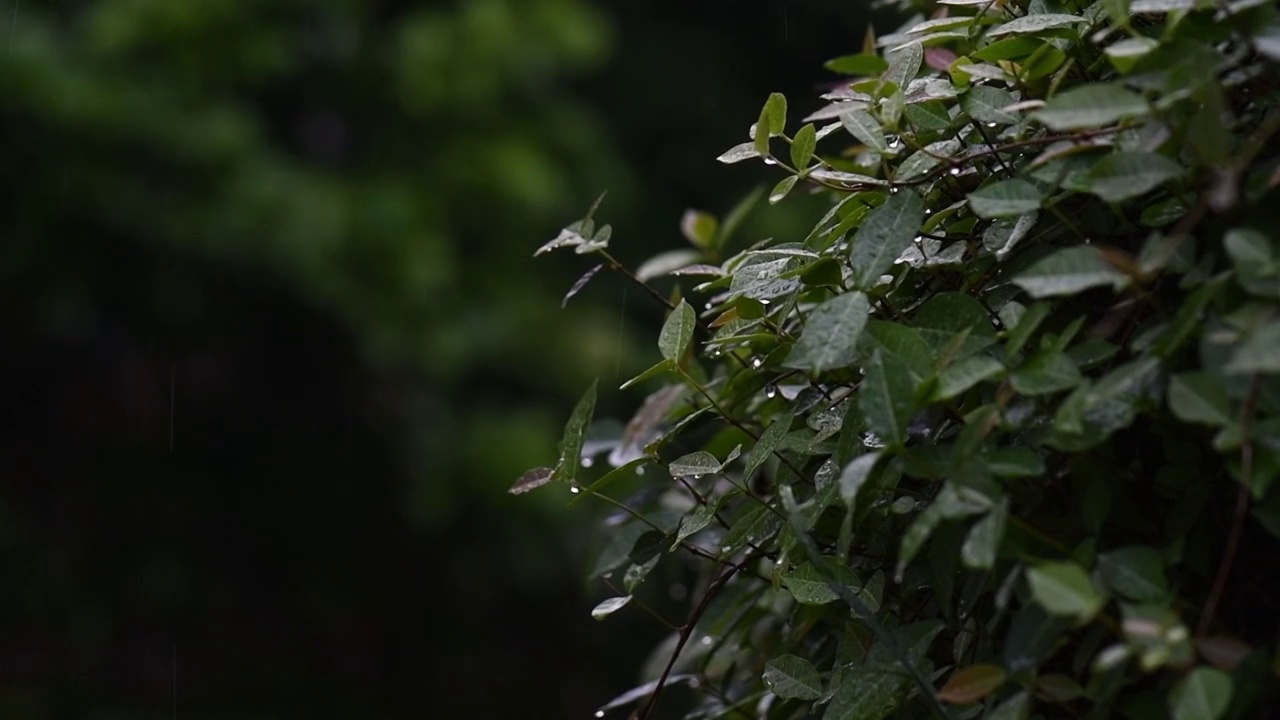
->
[859,349,916,448]
[988,13,1088,37]
[840,451,883,508]
[718,141,761,164]
[1027,561,1106,622]
[962,498,1007,569]
[983,212,1039,260]
[1083,151,1184,202]
[764,92,788,136]
[745,414,791,481]
[861,321,935,382]
[791,123,817,168]
[938,664,1008,704]
[933,355,1005,400]
[783,292,871,373]
[509,467,554,495]
[658,300,695,362]
[851,190,924,289]
[1031,83,1149,130]
[672,496,725,548]
[1227,321,1280,374]
[1097,546,1168,602]
[636,249,703,282]
[884,42,923,89]
[1168,372,1232,426]
[905,101,952,132]
[1005,302,1051,358]
[591,595,632,620]
[987,447,1046,477]
[669,451,722,478]
[988,691,1031,720]
[1169,667,1233,720]
[763,655,823,700]
[825,53,889,76]
[680,210,719,251]
[755,106,772,156]
[962,85,1018,125]
[968,179,1045,219]
[1012,246,1129,298]
[619,359,676,390]
[1225,227,1280,299]
[840,109,889,154]
[769,175,799,204]
[783,559,858,605]
[1011,350,1083,395]
[720,503,782,556]
[915,292,999,359]
[824,664,910,720]
[554,380,598,485]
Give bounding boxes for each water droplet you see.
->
[709,347,722,358]
[765,384,778,399]
[751,357,763,368]
[759,298,770,306]
[688,678,701,689]
[602,572,612,579]
[701,636,714,646]
[635,466,645,476]
[704,302,713,310]
[913,236,923,244]
[596,712,605,718]
[887,137,901,149]
[924,208,932,215]
[949,167,961,176]
[721,545,733,554]
[581,456,594,468]
[756,270,768,279]
[763,157,777,165]
[569,485,581,494]
[692,474,703,480]
[889,186,900,194]
[894,570,905,584]
[987,122,998,128]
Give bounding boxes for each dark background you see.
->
[0,1,888,717]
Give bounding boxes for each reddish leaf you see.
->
[1035,673,1084,702]
[1196,636,1252,671]
[926,47,959,71]
[939,664,1008,704]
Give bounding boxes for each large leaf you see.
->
[859,349,916,448]
[783,292,871,372]
[823,664,909,720]
[1031,83,1149,130]
[763,655,823,700]
[1096,546,1168,602]
[988,14,1088,37]
[1226,321,1280,374]
[914,292,998,359]
[840,109,890,154]
[1168,372,1232,426]
[1012,246,1129,298]
[968,179,1045,219]
[1027,561,1106,622]
[962,85,1018,125]
[1169,667,1233,720]
[658,299,696,362]
[850,190,925,288]
[1082,151,1184,202]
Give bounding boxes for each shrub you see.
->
[517,1,1280,718]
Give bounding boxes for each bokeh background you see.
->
[0,1,884,717]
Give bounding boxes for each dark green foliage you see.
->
[523,1,1280,718]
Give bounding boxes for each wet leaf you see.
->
[590,595,632,620]
[969,179,1045,219]
[850,189,924,288]
[763,655,823,700]
[1027,561,1106,622]
[1032,83,1149,130]
[658,300,695,362]
[938,664,1007,704]
[508,467,554,495]
[859,349,916,448]
[1012,246,1130,298]
[783,291,871,373]
[1169,667,1233,720]
[1083,151,1184,202]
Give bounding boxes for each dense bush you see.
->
[520,1,1280,718]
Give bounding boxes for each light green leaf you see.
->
[1083,151,1184,202]
[1170,667,1233,720]
[745,414,791,480]
[1226,321,1280,374]
[591,595,632,620]
[718,141,761,164]
[658,300,696,362]
[859,349,916,448]
[969,179,1045,219]
[962,85,1018,125]
[1032,83,1149,130]
[905,101,952,132]
[769,175,799,204]
[1012,246,1129,298]
[884,42,923,89]
[783,292,871,372]
[1168,372,1232,426]
[1011,350,1083,395]
[840,109,890,153]
[763,655,823,700]
[554,381,598,485]
[783,559,857,605]
[962,498,1007,569]
[680,210,719,251]
[669,451,721,478]
[851,190,924,288]
[619,359,676,390]
[1097,546,1168,602]
[764,92,788,136]
[826,53,890,76]
[1027,561,1106,622]
[988,14,1089,37]
[791,123,817,168]
[933,355,1005,400]
[840,451,883,508]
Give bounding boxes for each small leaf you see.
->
[905,101,952,132]
[938,664,1008,704]
[1083,151,1184,202]
[669,451,722,478]
[988,691,1031,720]
[1097,546,1168,602]
[783,292,871,373]
[825,53,889,76]
[962,85,1018,125]
[791,123,817,168]
[764,92,788,136]
[769,175,799,204]
[988,14,1088,37]
[562,264,604,308]
[720,504,782,556]
[1027,561,1106,622]
[658,300,696,363]
[859,349,916,448]
[508,467,554,495]
[591,595,632,620]
[1226,321,1280,374]
[840,109,890,154]
[983,212,1039,260]
[987,447,1046,478]
[763,655,823,700]
[1012,246,1129,298]
[745,415,792,480]
[673,497,725,548]
[933,355,1005,400]
[1032,83,1149,130]
[1168,372,1232,426]
[680,210,719,251]
[636,249,703,282]
[718,141,761,164]
[840,452,883,508]
[619,359,676,390]
[1169,667,1233,720]
[884,42,924,88]
[784,560,857,605]
[554,381,598,485]
[962,499,1007,569]
[851,189,925,288]
[968,179,1045,219]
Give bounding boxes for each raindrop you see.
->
[603,572,613,579]
[751,357,763,369]
[894,569,905,584]
[765,384,778,399]
[889,186,900,194]
[759,298,771,306]
[924,208,932,215]
[949,167,961,176]
[756,270,768,279]
[887,136,901,149]
[913,236,923,244]
[596,712,605,718]
[987,122,998,128]
[704,302,713,310]
[763,157,778,165]
[693,474,703,480]
[701,636,714,646]
[710,347,723,358]
[569,485,581,494]
[581,456,594,468]
[688,678,701,689]
[635,466,646,476]
[721,545,733,554]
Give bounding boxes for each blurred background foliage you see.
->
[1,0,879,716]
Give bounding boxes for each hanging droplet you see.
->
[581,456,594,468]
[765,384,778,399]
[596,712,605,718]
[756,270,768,279]
[701,635,714,646]
[987,122,998,128]
[949,167,961,176]
[704,302,713,310]
[569,485,581,494]
[763,157,778,165]
[913,236,923,244]
[759,298,771,306]
[635,466,645,476]
[889,186,900,194]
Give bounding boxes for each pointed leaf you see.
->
[554,381,598,485]
[764,92,788,136]
[1170,667,1233,720]
[745,414,792,480]
[988,14,1088,37]
[962,85,1018,125]
[591,595,632,620]
[915,292,998,359]
[763,655,823,700]
[680,210,719,251]
[783,292,871,372]
[884,42,924,89]
[969,179,1044,219]
[1083,151,1184,202]
[509,467,555,495]
[860,350,916,448]
[840,109,890,153]
[673,496,725,548]
[939,664,1008,704]
[1168,372,1232,426]
[769,175,799,204]
[1097,546,1168,602]
[1011,351,1083,395]
[659,300,696,362]
[824,664,910,720]
[933,355,1005,400]
[1012,246,1129,298]
[791,123,817,168]
[718,141,761,164]
[636,249,703,282]
[620,359,676,390]
[851,190,925,288]
[669,451,722,478]
[840,452,883,508]
[962,499,1007,569]
[1032,83,1149,130]
[1027,561,1106,622]
[1226,321,1280,374]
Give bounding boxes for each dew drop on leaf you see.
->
[765,384,778,399]
[751,357,763,368]
[987,122,998,128]
[635,466,645,476]
[570,485,581,494]
[595,712,604,718]
[950,167,962,176]
[582,456,594,468]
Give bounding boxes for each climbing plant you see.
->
[517,0,1280,718]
